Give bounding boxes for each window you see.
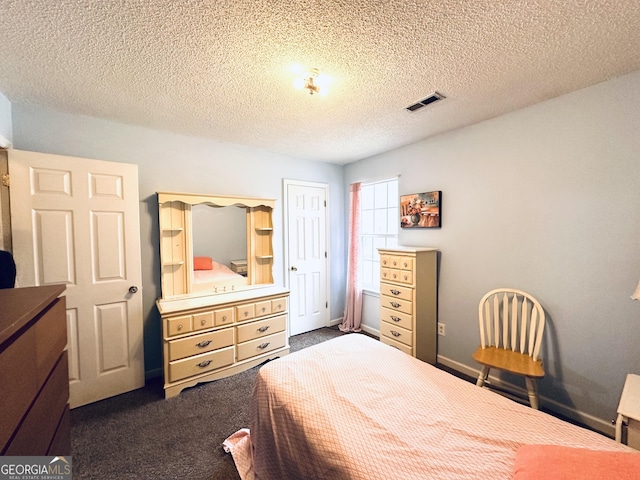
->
[360,178,398,292]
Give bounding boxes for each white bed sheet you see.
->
[193,260,244,283]
[224,334,631,480]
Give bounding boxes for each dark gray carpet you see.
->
[70,326,347,479]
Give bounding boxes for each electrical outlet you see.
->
[438,323,445,336]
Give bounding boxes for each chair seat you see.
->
[472,346,545,378]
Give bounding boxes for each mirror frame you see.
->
[157,191,276,299]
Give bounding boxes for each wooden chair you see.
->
[472,288,546,409]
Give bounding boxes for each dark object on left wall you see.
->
[0,250,16,288]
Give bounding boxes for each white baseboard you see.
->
[329,317,380,338]
[329,317,342,327]
[437,354,615,438]
[359,324,379,338]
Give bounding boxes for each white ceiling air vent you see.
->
[406,92,445,112]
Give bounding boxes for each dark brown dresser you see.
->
[0,284,70,455]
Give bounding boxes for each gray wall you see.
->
[9,104,346,377]
[345,69,640,430]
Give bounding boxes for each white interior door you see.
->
[285,181,329,336]
[9,149,144,408]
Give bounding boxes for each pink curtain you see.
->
[340,182,362,332]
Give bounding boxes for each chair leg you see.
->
[476,366,489,387]
[525,377,539,410]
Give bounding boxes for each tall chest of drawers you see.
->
[378,247,438,364]
[0,284,70,455]
[157,285,289,398]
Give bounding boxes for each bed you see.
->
[224,334,638,480]
[192,257,246,284]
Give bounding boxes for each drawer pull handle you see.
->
[196,340,212,348]
[390,289,401,295]
[197,360,212,368]
[391,330,401,337]
[200,319,206,326]
[261,307,266,312]
[222,315,227,321]
[177,324,183,331]
[391,316,401,322]
[258,326,270,332]
[390,302,401,308]
[258,342,270,349]
[244,311,249,317]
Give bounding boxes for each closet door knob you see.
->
[129,286,138,294]
[290,266,298,271]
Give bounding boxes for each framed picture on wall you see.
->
[400,191,441,228]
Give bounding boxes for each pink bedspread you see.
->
[224,334,631,480]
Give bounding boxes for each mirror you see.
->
[157,192,275,299]
[191,204,247,286]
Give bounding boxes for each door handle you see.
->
[129,286,138,294]
[290,266,298,271]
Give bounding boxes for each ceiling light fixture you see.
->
[292,66,331,96]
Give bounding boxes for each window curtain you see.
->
[340,182,362,332]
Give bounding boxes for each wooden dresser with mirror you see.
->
[156,192,289,398]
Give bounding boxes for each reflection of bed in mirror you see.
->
[192,256,246,285]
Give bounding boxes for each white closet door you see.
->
[286,181,329,336]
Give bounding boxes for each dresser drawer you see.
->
[214,307,234,327]
[48,405,71,455]
[193,311,214,331]
[167,314,193,336]
[5,352,69,455]
[236,303,256,321]
[380,335,413,356]
[380,322,413,347]
[380,254,392,268]
[381,268,413,285]
[271,297,287,314]
[388,268,413,285]
[168,328,234,361]
[254,300,272,317]
[397,256,414,271]
[380,282,412,302]
[0,326,38,451]
[236,315,286,343]
[35,298,68,386]
[386,255,413,270]
[236,331,287,361]
[380,295,413,315]
[381,307,413,331]
[168,346,235,382]
[381,267,391,281]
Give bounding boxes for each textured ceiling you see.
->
[1,1,640,164]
